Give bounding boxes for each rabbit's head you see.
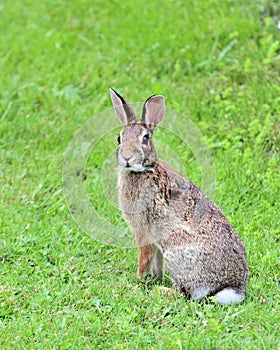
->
[110,88,165,172]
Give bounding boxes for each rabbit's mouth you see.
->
[120,161,154,173]
[118,152,155,172]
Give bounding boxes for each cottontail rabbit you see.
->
[110,88,249,304]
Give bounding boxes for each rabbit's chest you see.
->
[118,174,167,222]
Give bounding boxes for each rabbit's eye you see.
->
[142,134,149,145]
[117,135,121,144]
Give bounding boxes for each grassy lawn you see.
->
[1,0,279,349]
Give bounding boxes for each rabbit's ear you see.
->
[142,95,165,130]
[109,88,136,126]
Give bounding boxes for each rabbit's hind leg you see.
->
[191,287,211,301]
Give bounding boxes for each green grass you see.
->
[1,0,279,348]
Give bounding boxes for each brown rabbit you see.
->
[110,88,249,304]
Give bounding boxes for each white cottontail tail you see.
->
[110,88,249,304]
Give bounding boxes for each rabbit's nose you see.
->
[122,155,130,162]
[121,149,134,161]
[122,154,132,163]
[121,154,133,168]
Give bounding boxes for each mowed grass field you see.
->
[1,1,279,349]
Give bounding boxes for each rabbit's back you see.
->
[161,160,249,297]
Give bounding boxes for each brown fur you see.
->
[110,88,249,303]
